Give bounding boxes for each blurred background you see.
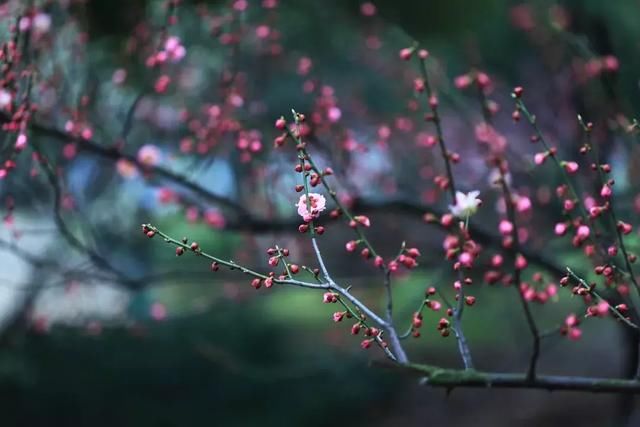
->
[0,0,640,425]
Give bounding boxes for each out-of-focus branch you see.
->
[377,361,640,394]
[415,47,473,370]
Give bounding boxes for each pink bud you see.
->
[454,74,472,89]
[399,48,413,61]
[275,117,286,130]
[563,199,575,211]
[515,254,528,270]
[534,152,547,165]
[406,248,421,258]
[576,225,590,240]
[596,301,609,316]
[565,313,579,327]
[360,339,373,349]
[618,221,633,235]
[491,254,503,267]
[15,133,27,151]
[459,251,474,268]
[600,184,612,198]
[564,161,579,174]
[568,327,582,341]
[476,72,491,89]
[602,55,619,72]
[354,215,371,227]
[429,300,442,311]
[554,223,567,236]
[499,220,514,236]
[322,292,337,303]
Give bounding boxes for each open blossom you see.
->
[0,89,12,108]
[163,36,186,62]
[449,191,481,218]
[296,193,326,221]
[137,144,161,166]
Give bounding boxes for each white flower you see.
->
[449,191,481,218]
[0,89,12,108]
[33,13,52,33]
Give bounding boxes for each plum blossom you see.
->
[33,13,52,33]
[296,193,326,221]
[163,36,186,62]
[449,191,481,218]
[0,88,12,108]
[137,144,161,166]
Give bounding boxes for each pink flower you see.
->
[137,144,161,166]
[116,159,138,178]
[296,193,327,221]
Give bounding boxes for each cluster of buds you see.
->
[250,275,274,290]
[146,36,186,68]
[410,312,423,337]
[437,317,451,337]
[360,326,384,350]
[560,314,582,341]
[142,224,156,238]
[398,46,428,62]
[454,70,492,92]
[585,301,610,318]
[322,292,339,304]
[579,55,620,81]
[388,246,421,272]
[64,117,94,141]
[266,246,302,278]
[520,281,558,304]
